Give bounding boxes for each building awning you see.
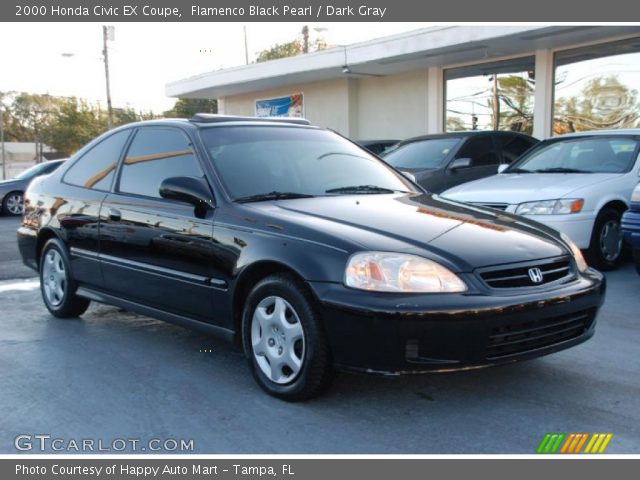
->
[166,25,639,99]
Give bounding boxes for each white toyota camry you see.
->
[442,130,640,270]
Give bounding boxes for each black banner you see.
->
[4,459,640,480]
[4,0,640,22]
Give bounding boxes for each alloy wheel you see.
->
[599,218,623,262]
[5,193,23,215]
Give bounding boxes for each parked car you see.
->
[622,182,640,274]
[382,131,538,193]
[18,115,604,400]
[442,130,640,270]
[0,159,66,216]
[357,139,399,156]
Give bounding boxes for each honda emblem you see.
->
[528,267,544,284]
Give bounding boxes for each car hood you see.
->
[0,179,24,192]
[244,193,568,271]
[0,179,22,187]
[442,172,622,204]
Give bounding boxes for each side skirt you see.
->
[76,286,235,343]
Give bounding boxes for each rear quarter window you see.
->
[63,130,131,190]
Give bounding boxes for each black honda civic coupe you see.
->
[18,115,605,400]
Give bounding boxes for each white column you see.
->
[345,78,359,138]
[217,98,225,115]
[533,49,554,139]
[427,66,444,134]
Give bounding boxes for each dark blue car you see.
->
[622,182,640,273]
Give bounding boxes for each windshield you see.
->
[383,138,461,169]
[507,137,639,174]
[14,162,54,180]
[199,126,416,200]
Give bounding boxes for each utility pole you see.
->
[491,73,500,130]
[102,25,114,130]
[302,25,309,54]
[243,25,249,64]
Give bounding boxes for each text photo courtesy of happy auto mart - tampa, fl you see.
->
[0,1,639,478]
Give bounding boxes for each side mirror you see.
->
[400,171,417,183]
[449,157,472,170]
[497,164,509,174]
[159,176,213,208]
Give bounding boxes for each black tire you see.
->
[39,238,90,318]
[2,191,24,216]
[241,273,333,401]
[586,208,625,271]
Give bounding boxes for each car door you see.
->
[98,126,217,322]
[58,129,133,287]
[443,135,501,190]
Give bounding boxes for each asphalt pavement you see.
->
[0,216,33,280]
[0,216,638,453]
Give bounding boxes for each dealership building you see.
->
[167,26,640,140]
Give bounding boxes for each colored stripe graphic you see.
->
[538,433,613,454]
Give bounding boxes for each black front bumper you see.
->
[310,269,605,375]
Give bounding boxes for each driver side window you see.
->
[118,127,204,199]
[456,136,499,166]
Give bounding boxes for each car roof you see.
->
[397,130,535,146]
[555,129,640,138]
[106,115,317,133]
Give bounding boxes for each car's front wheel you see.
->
[586,208,625,271]
[2,191,24,216]
[39,238,90,318]
[241,273,333,401]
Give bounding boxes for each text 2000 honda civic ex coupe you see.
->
[18,115,605,400]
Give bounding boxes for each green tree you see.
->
[256,36,329,63]
[497,75,534,134]
[113,107,157,127]
[44,98,106,155]
[446,116,466,131]
[5,93,61,143]
[555,75,639,133]
[163,98,218,118]
[256,40,303,62]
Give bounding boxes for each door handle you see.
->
[108,208,121,221]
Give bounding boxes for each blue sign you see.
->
[256,93,304,118]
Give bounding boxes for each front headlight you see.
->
[631,183,640,202]
[516,198,584,215]
[345,252,467,293]
[560,232,589,273]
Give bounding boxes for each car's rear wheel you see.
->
[241,273,333,401]
[586,208,625,271]
[39,238,90,318]
[2,191,24,216]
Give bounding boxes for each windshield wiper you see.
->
[235,191,315,203]
[506,168,533,174]
[325,185,398,194]
[533,167,588,173]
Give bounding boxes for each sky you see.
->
[0,22,431,113]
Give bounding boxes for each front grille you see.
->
[472,202,509,211]
[486,309,594,359]
[479,257,573,289]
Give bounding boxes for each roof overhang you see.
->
[166,25,640,99]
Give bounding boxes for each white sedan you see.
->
[442,129,640,270]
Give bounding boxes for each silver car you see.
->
[0,160,66,215]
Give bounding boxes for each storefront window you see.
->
[445,57,535,134]
[554,39,640,134]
